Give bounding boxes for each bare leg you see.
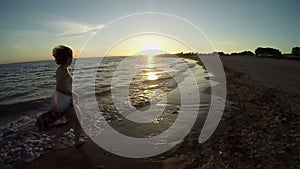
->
[47,105,79,140]
[70,104,86,145]
[48,104,85,146]
[74,121,83,141]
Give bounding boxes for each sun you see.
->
[140,41,162,56]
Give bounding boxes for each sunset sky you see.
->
[0,0,299,64]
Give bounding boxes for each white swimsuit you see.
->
[51,76,72,112]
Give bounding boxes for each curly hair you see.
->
[52,45,73,65]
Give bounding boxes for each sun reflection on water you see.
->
[147,55,154,68]
[146,55,158,80]
[147,72,158,81]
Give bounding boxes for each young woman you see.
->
[51,45,85,146]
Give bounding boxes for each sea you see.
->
[0,56,208,126]
[0,55,212,168]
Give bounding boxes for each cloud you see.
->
[10,17,104,40]
[41,19,105,38]
[58,23,104,38]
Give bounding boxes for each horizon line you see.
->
[0,47,298,65]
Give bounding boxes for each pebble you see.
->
[96,165,104,169]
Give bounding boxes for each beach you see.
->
[0,55,299,169]
[221,55,300,94]
[23,55,299,169]
[194,55,300,168]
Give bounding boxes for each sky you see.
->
[0,0,299,64]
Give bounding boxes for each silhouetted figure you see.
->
[49,45,86,146]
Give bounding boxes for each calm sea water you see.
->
[0,56,204,125]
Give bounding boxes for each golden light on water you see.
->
[147,72,158,80]
[147,55,154,68]
[146,54,157,80]
[148,63,154,68]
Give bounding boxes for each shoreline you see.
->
[24,58,212,169]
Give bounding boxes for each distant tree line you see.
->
[174,52,199,60]
[220,47,300,60]
[254,47,300,60]
[255,47,282,58]
[172,47,300,60]
[217,51,255,56]
[292,47,300,56]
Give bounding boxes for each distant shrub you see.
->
[291,47,300,56]
[255,47,282,58]
[230,51,255,56]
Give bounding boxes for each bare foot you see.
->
[75,138,86,147]
[53,116,68,125]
